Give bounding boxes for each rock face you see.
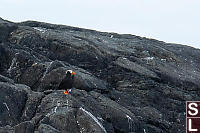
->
[0,18,200,133]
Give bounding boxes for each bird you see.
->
[58,70,75,94]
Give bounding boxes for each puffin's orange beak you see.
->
[72,71,75,75]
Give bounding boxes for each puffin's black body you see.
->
[58,70,74,90]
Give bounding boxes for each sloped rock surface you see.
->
[14,121,34,133]
[0,18,200,133]
[0,82,28,127]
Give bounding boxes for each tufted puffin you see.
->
[58,70,75,94]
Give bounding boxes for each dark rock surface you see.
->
[14,121,34,133]
[0,18,200,133]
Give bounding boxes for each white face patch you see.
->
[66,70,72,74]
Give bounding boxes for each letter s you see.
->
[188,103,198,116]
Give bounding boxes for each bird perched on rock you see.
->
[58,70,75,94]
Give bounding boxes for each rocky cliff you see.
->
[0,18,200,133]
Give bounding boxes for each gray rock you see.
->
[38,124,60,133]
[0,75,14,84]
[0,125,14,133]
[14,121,34,133]
[0,19,17,43]
[76,107,106,133]
[114,57,159,79]
[0,82,27,127]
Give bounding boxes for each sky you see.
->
[0,0,200,49]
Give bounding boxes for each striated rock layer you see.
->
[0,17,200,133]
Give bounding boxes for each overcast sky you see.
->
[1,0,199,49]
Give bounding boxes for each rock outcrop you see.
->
[0,18,200,133]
